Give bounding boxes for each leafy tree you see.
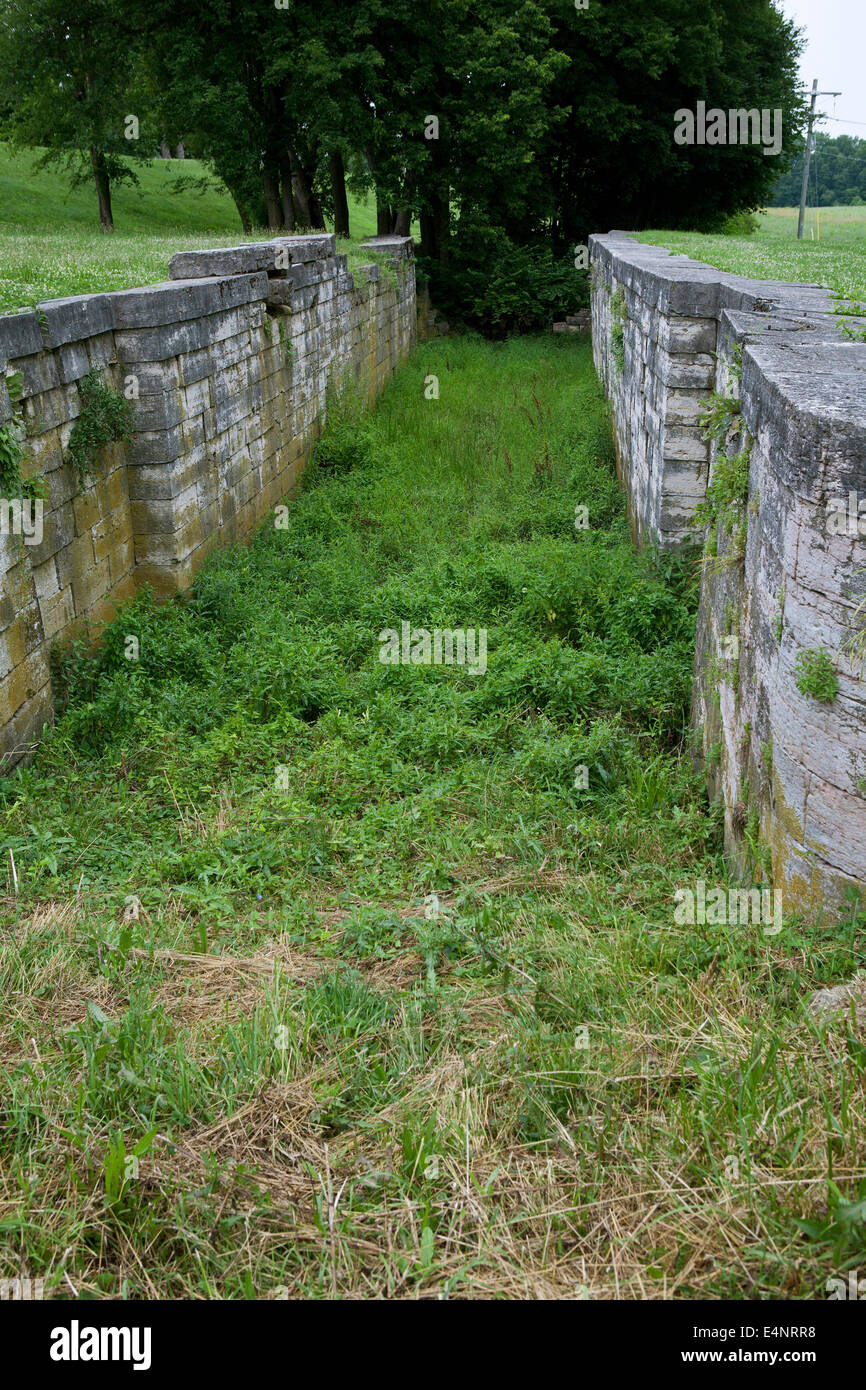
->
[770,133,866,207]
[542,0,806,247]
[0,0,152,230]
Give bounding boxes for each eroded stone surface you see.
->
[590,231,866,920]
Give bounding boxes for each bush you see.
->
[719,210,761,236]
[310,388,375,475]
[421,224,588,337]
[794,648,838,703]
[67,368,135,488]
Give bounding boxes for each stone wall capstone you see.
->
[0,233,417,769]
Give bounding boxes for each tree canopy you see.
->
[0,0,807,325]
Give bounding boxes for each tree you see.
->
[0,0,151,231]
[770,133,866,207]
[541,0,807,247]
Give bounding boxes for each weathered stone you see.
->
[808,977,866,1027]
[0,311,42,360]
[591,228,866,921]
[38,295,115,348]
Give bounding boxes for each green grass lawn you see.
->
[0,144,390,314]
[637,205,866,305]
[1,334,863,1299]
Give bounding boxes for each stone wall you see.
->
[0,233,416,769]
[590,231,866,918]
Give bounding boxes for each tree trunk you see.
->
[420,206,436,259]
[330,151,350,238]
[233,196,252,233]
[262,166,283,229]
[420,187,449,264]
[394,171,415,238]
[278,155,295,232]
[364,145,392,236]
[175,140,185,159]
[89,147,114,232]
[308,187,326,230]
[376,197,393,235]
[289,148,313,227]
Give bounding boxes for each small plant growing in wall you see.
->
[698,389,741,447]
[832,296,866,342]
[794,647,838,703]
[0,373,43,503]
[844,568,866,674]
[0,416,27,498]
[696,436,752,566]
[610,286,627,374]
[67,368,135,490]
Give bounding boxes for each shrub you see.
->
[310,388,375,475]
[719,210,761,235]
[794,648,838,703]
[421,224,588,337]
[67,368,135,489]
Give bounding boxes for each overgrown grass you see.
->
[1,335,864,1300]
[638,205,866,304]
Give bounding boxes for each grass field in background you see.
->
[638,205,866,305]
[1,334,863,1299]
[0,144,387,314]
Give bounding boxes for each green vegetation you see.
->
[1,335,863,1300]
[696,439,752,564]
[638,206,866,305]
[428,236,587,338]
[1,0,807,328]
[771,134,866,208]
[794,648,839,704]
[698,388,741,447]
[67,369,136,490]
[0,145,391,315]
[610,286,627,374]
[0,417,26,499]
[0,143,244,234]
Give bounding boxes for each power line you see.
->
[798,80,842,238]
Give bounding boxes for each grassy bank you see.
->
[0,144,392,314]
[637,205,866,304]
[1,334,864,1299]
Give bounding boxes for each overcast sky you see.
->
[780,0,866,130]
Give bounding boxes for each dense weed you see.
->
[1,335,863,1300]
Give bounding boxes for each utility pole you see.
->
[797,79,842,239]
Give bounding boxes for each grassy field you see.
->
[0,144,387,315]
[638,205,866,305]
[1,334,863,1299]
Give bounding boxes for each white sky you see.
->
[780,0,866,131]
